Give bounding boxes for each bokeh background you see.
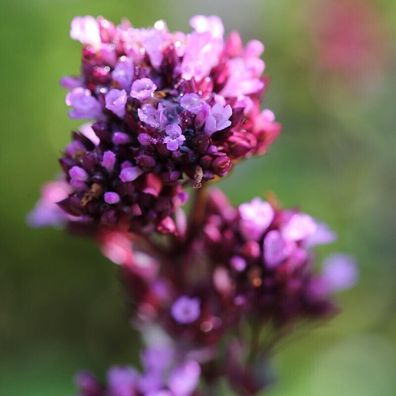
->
[1,0,395,395]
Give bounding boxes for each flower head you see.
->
[55,15,281,234]
[199,189,353,326]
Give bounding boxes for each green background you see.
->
[1,0,395,395]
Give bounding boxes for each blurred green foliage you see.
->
[1,0,395,395]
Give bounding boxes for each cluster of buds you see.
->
[30,15,356,396]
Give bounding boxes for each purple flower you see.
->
[163,124,186,152]
[141,345,174,375]
[168,360,201,396]
[204,103,232,136]
[239,198,274,240]
[57,14,281,214]
[107,366,139,396]
[282,213,317,241]
[119,166,143,183]
[139,345,175,394]
[322,254,358,292]
[75,345,201,396]
[189,15,224,38]
[180,93,204,114]
[171,296,200,324]
[130,78,157,100]
[181,16,224,81]
[105,89,127,118]
[112,57,134,90]
[70,16,101,47]
[104,192,120,205]
[263,230,295,268]
[66,87,101,119]
[138,104,161,128]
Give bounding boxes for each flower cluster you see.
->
[75,345,201,396]
[97,189,356,395]
[119,192,354,384]
[58,15,280,233]
[30,15,356,396]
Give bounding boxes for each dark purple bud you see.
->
[136,154,156,169]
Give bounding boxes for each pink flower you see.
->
[99,231,133,266]
[264,230,295,268]
[282,213,317,241]
[220,41,265,98]
[181,16,224,81]
[70,16,101,47]
[239,198,274,240]
[189,15,224,38]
